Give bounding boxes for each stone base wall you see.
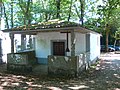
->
[77,52,91,72]
[7,64,32,73]
[48,52,91,76]
[7,50,36,73]
[48,55,78,76]
[48,55,90,76]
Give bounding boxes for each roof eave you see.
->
[2,26,100,35]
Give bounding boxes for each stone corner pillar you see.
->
[71,30,75,56]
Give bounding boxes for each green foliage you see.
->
[97,0,120,50]
[1,0,120,34]
[114,28,120,40]
[1,0,120,49]
[97,0,120,27]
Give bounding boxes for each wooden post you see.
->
[10,33,14,53]
[21,34,26,51]
[71,30,75,56]
[29,35,32,49]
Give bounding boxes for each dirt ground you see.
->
[0,53,120,90]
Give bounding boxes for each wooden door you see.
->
[53,42,65,56]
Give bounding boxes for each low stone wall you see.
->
[77,52,90,72]
[7,50,36,73]
[48,55,78,76]
[48,52,91,76]
[7,54,28,65]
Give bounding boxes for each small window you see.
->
[53,42,65,56]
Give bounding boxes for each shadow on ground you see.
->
[0,54,120,90]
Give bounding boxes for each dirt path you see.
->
[0,53,120,90]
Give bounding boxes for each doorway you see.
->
[52,42,65,56]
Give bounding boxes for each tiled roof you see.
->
[9,20,79,31]
[2,20,100,35]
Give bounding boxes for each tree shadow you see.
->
[0,58,120,90]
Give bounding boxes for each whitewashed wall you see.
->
[90,33,100,62]
[75,33,86,55]
[35,32,68,64]
[35,32,86,64]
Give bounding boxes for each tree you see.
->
[114,28,120,46]
[10,0,14,53]
[79,0,85,25]
[3,3,9,29]
[18,0,33,51]
[97,0,120,52]
[0,1,2,20]
[67,0,73,21]
[18,0,32,24]
[74,0,85,25]
[56,0,61,18]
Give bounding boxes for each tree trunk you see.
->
[56,0,61,18]
[3,3,9,29]
[74,5,81,21]
[0,2,2,18]
[18,0,32,51]
[21,34,26,51]
[79,0,84,26]
[105,30,109,52]
[67,0,73,21]
[10,0,14,53]
[29,35,32,49]
[114,39,116,47]
[71,30,75,56]
[27,0,33,50]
